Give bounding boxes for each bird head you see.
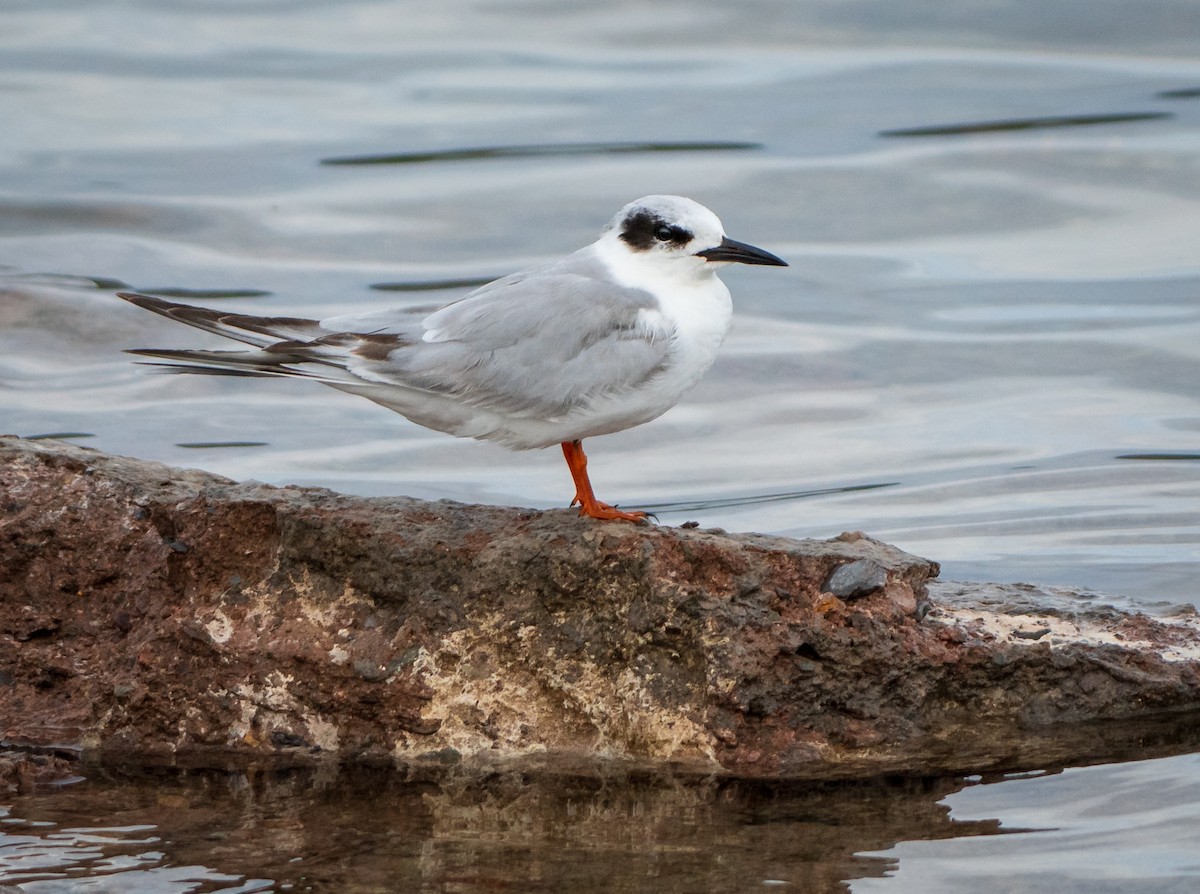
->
[603,195,787,281]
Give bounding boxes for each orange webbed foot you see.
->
[561,439,654,524]
[576,501,652,523]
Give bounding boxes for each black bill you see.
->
[695,236,787,266]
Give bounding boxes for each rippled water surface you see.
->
[1,753,1198,893]
[3,0,1199,889]
[4,0,1199,604]
[853,753,1200,894]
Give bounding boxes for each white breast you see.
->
[548,245,733,442]
[599,237,734,395]
[640,277,733,394]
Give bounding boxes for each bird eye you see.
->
[655,225,678,242]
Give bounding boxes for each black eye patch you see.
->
[654,224,690,244]
[619,210,693,250]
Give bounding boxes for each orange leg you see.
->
[560,440,649,523]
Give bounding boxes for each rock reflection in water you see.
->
[0,765,1000,893]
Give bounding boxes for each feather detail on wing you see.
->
[119,273,674,421]
[342,273,673,418]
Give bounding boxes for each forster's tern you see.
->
[119,195,787,522]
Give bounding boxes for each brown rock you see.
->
[0,749,80,791]
[2,436,1199,778]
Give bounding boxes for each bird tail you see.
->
[118,292,354,383]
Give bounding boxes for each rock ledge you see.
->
[3,437,1199,778]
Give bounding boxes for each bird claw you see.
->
[576,501,653,523]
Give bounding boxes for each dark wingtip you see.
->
[117,291,173,311]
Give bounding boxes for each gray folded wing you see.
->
[336,272,672,419]
[123,270,673,423]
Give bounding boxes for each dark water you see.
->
[3,0,1200,889]
[2,754,1198,893]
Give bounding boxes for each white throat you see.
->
[593,233,718,295]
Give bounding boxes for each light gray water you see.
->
[2,0,1199,890]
